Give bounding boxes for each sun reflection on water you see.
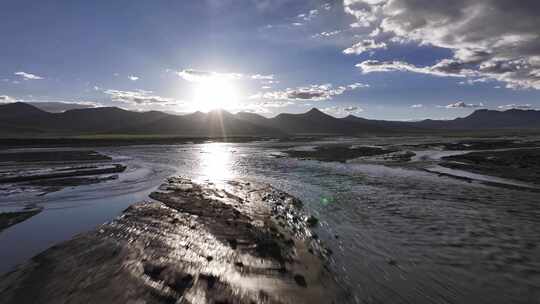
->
[196,143,236,183]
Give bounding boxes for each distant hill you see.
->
[25,101,97,113]
[0,102,283,137]
[237,108,384,135]
[1,102,539,137]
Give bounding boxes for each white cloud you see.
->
[297,9,319,21]
[356,60,474,78]
[443,101,485,109]
[14,71,43,80]
[104,89,181,105]
[348,82,370,89]
[322,105,364,117]
[0,95,16,103]
[343,39,387,55]
[249,82,368,102]
[344,0,540,89]
[410,104,423,108]
[251,74,275,80]
[175,69,276,83]
[176,69,243,82]
[128,75,139,81]
[312,30,342,39]
[497,104,534,110]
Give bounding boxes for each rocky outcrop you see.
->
[0,177,349,303]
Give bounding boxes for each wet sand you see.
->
[0,177,348,303]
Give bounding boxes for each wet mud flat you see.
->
[0,207,43,233]
[440,148,540,185]
[0,150,126,196]
[405,138,540,151]
[0,177,348,304]
[0,150,111,163]
[285,145,397,162]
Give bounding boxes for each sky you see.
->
[1,0,539,120]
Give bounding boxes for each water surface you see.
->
[1,138,539,303]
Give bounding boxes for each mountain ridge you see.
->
[1,102,539,137]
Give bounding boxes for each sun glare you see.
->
[193,78,240,112]
[197,143,235,183]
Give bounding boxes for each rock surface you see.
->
[0,177,348,303]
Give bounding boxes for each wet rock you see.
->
[228,238,238,249]
[294,274,307,288]
[235,261,244,268]
[0,178,349,304]
[306,216,319,227]
[200,274,217,289]
[143,263,166,281]
[166,273,193,294]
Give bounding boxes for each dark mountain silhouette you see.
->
[25,101,96,113]
[235,108,389,134]
[0,102,54,134]
[121,109,284,137]
[1,102,539,137]
[449,109,540,129]
[267,108,386,134]
[0,103,283,137]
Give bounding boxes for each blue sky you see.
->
[1,0,539,120]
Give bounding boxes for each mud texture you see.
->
[0,164,126,184]
[286,145,396,162]
[406,139,540,151]
[440,148,540,185]
[0,178,348,304]
[0,150,111,163]
[0,208,43,233]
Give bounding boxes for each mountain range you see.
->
[1,102,539,137]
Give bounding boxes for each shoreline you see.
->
[0,177,349,303]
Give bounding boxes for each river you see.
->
[1,138,539,303]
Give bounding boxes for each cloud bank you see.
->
[14,71,43,80]
[344,0,540,89]
[443,101,485,109]
[249,82,368,102]
[104,89,180,105]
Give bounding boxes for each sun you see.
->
[192,77,240,112]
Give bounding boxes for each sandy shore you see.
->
[0,177,348,303]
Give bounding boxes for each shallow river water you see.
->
[1,138,539,303]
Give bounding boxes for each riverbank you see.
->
[440,148,540,185]
[0,177,348,303]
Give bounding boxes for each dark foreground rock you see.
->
[0,208,43,233]
[0,177,349,304]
